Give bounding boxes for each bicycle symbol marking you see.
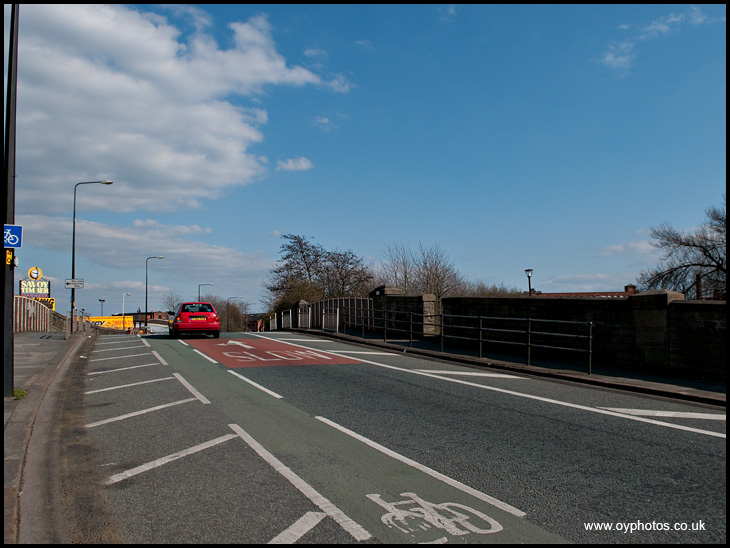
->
[367,492,503,540]
[5,228,20,246]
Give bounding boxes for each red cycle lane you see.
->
[186,338,363,368]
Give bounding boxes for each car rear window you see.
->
[182,304,214,313]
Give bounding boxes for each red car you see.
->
[168,302,221,338]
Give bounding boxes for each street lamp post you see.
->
[122,292,131,333]
[525,269,533,296]
[99,298,105,315]
[198,283,213,301]
[71,180,113,323]
[145,256,164,330]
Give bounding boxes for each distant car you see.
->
[168,302,221,338]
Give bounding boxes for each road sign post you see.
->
[65,279,85,289]
[4,224,22,248]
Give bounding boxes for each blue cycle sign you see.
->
[4,224,22,248]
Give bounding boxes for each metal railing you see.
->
[13,295,53,332]
[274,300,594,374]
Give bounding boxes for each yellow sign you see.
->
[89,316,135,330]
[6,249,13,266]
[35,297,55,311]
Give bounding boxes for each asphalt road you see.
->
[46,332,725,543]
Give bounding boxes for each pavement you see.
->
[3,330,726,544]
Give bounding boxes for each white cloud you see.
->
[275,157,314,172]
[6,4,345,216]
[597,240,656,257]
[18,213,271,283]
[600,6,723,73]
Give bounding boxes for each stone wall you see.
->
[440,290,725,380]
[369,286,438,335]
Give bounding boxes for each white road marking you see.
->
[174,373,211,404]
[418,370,523,379]
[85,376,175,394]
[334,351,397,355]
[228,423,372,542]
[276,338,336,343]
[316,416,526,518]
[152,350,168,365]
[600,408,726,420]
[194,348,218,363]
[254,335,725,439]
[104,434,238,485]
[223,340,255,349]
[86,398,197,428]
[89,353,151,362]
[92,345,146,353]
[87,363,159,375]
[268,512,328,544]
[95,339,141,346]
[228,371,283,399]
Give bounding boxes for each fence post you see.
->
[527,318,532,366]
[409,313,413,347]
[588,322,593,375]
[440,314,444,353]
[479,317,483,359]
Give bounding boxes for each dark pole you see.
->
[4,5,19,397]
[145,256,163,329]
[70,180,113,324]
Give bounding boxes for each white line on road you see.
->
[87,363,159,375]
[228,370,283,399]
[152,350,168,365]
[334,351,397,355]
[600,408,726,420]
[174,373,211,404]
[417,370,523,379]
[228,423,372,542]
[104,434,238,485]
[268,512,328,544]
[316,416,526,518]
[86,398,197,428]
[89,353,152,362]
[85,376,175,394]
[194,349,218,363]
[92,345,147,353]
[254,335,726,439]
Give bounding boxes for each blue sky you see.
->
[4,4,726,316]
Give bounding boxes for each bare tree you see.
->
[378,243,416,293]
[411,243,465,300]
[320,249,374,299]
[459,280,521,297]
[638,194,726,299]
[264,234,374,312]
[161,290,184,312]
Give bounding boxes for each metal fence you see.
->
[13,295,53,332]
[273,298,594,373]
